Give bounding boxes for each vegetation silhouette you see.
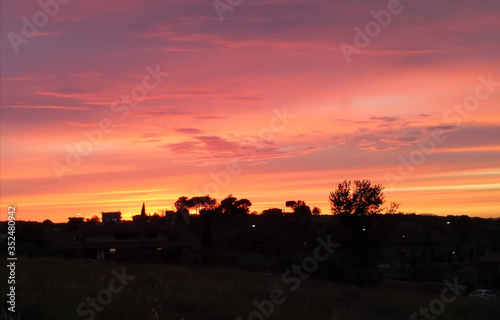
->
[328,180,386,268]
[329,179,385,219]
[285,200,312,217]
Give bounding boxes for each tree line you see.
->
[172,179,396,219]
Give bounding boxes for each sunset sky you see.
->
[1,0,499,222]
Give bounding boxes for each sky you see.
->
[1,0,499,222]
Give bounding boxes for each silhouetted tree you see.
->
[295,201,312,217]
[86,215,100,225]
[285,200,312,217]
[219,195,237,214]
[312,207,321,215]
[188,195,217,213]
[174,196,190,211]
[329,180,385,218]
[234,198,252,215]
[285,201,297,212]
[218,195,251,215]
[385,202,401,214]
[175,195,217,216]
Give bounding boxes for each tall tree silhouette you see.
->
[329,180,385,218]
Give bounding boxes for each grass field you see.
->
[2,256,499,320]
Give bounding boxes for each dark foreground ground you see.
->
[1,256,499,320]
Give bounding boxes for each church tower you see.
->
[141,202,146,217]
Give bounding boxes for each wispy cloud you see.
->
[4,105,90,111]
